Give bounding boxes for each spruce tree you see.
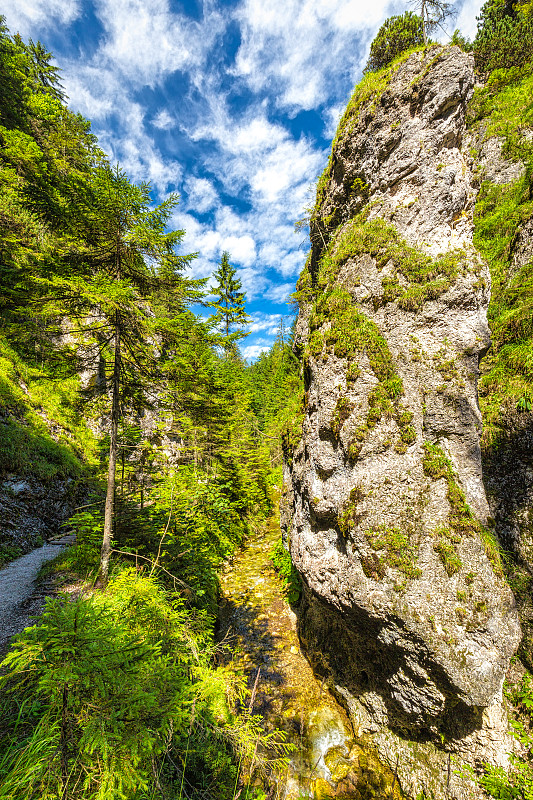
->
[37,164,200,583]
[209,251,250,352]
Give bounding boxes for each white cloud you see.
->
[152,109,174,130]
[264,282,295,303]
[323,104,344,140]
[221,235,256,267]
[92,0,217,87]
[241,343,271,361]
[455,0,483,41]
[2,0,81,37]
[248,312,283,335]
[233,0,395,113]
[185,177,219,214]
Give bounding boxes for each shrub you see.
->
[0,569,290,799]
[474,0,533,72]
[364,12,424,73]
[450,28,473,51]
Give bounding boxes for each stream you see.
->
[218,507,402,800]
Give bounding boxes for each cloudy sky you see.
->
[5,0,483,359]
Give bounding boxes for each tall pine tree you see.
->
[209,251,250,353]
[38,164,200,582]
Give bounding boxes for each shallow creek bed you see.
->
[217,509,404,800]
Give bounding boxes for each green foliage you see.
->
[364,12,425,73]
[450,28,473,51]
[0,569,289,799]
[474,0,533,72]
[39,510,104,580]
[0,17,295,797]
[434,536,463,576]
[246,319,303,471]
[331,396,353,436]
[270,539,302,604]
[209,251,251,352]
[280,391,305,467]
[467,66,533,449]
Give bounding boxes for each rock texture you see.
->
[283,46,522,798]
[0,474,83,557]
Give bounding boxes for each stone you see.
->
[284,45,522,798]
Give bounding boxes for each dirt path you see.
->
[218,510,401,800]
[0,536,74,656]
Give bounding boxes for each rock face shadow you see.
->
[295,583,484,744]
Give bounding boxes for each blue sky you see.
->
[6,0,483,359]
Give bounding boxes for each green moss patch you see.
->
[306,284,416,458]
[423,442,504,577]
[338,485,367,535]
[365,525,422,581]
[0,337,96,481]
[318,212,469,313]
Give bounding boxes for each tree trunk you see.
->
[421,0,427,45]
[100,319,120,584]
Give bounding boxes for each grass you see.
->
[466,64,533,449]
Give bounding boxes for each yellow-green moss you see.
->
[423,442,504,577]
[365,525,422,580]
[0,337,97,481]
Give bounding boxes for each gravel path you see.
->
[0,536,74,656]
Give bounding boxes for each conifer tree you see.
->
[38,164,200,583]
[364,11,424,72]
[209,251,250,352]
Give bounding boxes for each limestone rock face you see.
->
[284,46,521,797]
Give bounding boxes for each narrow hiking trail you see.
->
[0,535,74,656]
[218,504,402,800]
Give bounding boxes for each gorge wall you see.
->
[282,45,525,799]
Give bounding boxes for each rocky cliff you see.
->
[283,45,523,799]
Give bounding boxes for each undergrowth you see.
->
[270,539,302,605]
[468,66,533,449]
[0,568,290,800]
